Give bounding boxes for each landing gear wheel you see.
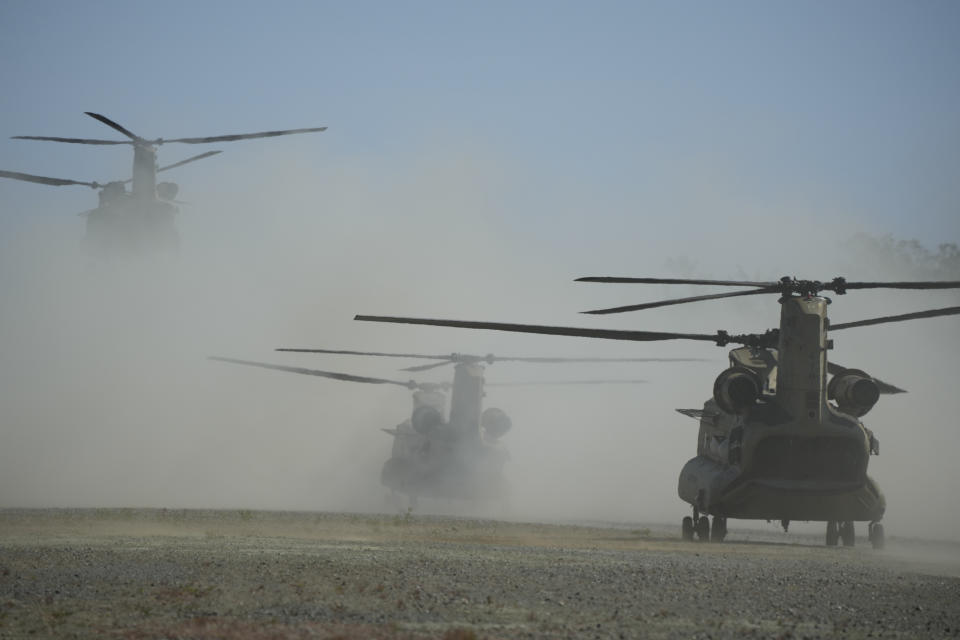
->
[695,516,710,542]
[826,520,839,546]
[869,522,885,550]
[681,516,694,541]
[840,520,855,547]
[710,517,727,543]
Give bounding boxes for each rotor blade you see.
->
[163,127,327,144]
[577,276,777,287]
[578,275,960,292]
[157,150,223,173]
[84,112,141,141]
[827,362,906,394]
[401,361,456,372]
[487,379,649,386]
[0,170,98,188]
[399,354,707,371]
[11,135,130,145]
[843,281,960,291]
[830,306,960,331]
[277,347,459,373]
[399,354,708,370]
[277,347,453,360]
[278,347,703,364]
[209,356,416,388]
[493,356,708,363]
[583,286,781,315]
[355,315,736,345]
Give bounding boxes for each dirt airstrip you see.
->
[1,509,958,639]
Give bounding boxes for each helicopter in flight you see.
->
[211,348,697,509]
[1,112,326,254]
[354,275,960,547]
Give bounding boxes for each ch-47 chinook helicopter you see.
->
[355,276,960,547]
[211,348,696,509]
[1,112,325,253]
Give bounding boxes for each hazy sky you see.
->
[2,1,958,243]
[0,1,958,540]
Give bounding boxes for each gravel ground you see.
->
[1,509,959,639]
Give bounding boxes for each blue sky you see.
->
[1,1,958,245]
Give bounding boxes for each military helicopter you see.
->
[354,276,960,547]
[211,349,697,509]
[2,112,326,253]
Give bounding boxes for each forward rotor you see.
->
[351,318,778,348]
[355,299,960,349]
[13,112,326,148]
[578,275,960,314]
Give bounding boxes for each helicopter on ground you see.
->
[211,349,698,509]
[354,275,960,547]
[1,112,326,254]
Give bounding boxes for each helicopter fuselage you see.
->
[85,192,179,254]
[380,362,511,501]
[7,112,326,256]
[678,295,886,523]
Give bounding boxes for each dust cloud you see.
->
[0,136,958,545]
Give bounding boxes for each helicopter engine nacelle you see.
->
[411,405,443,434]
[99,181,126,205]
[828,369,880,417]
[713,367,761,414]
[156,182,179,201]
[481,407,512,440]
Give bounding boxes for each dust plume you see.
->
[0,134,958,546]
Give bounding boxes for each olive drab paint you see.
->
[776,296,828,423]
[678,294,883,528]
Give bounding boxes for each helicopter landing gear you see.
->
[826,520,839,546]
[683,508,721,542]
[868,522,885,550]
[826,520,855,546]
[710,517,727,542]
[695,516,710,541]
[839,520,856,547]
